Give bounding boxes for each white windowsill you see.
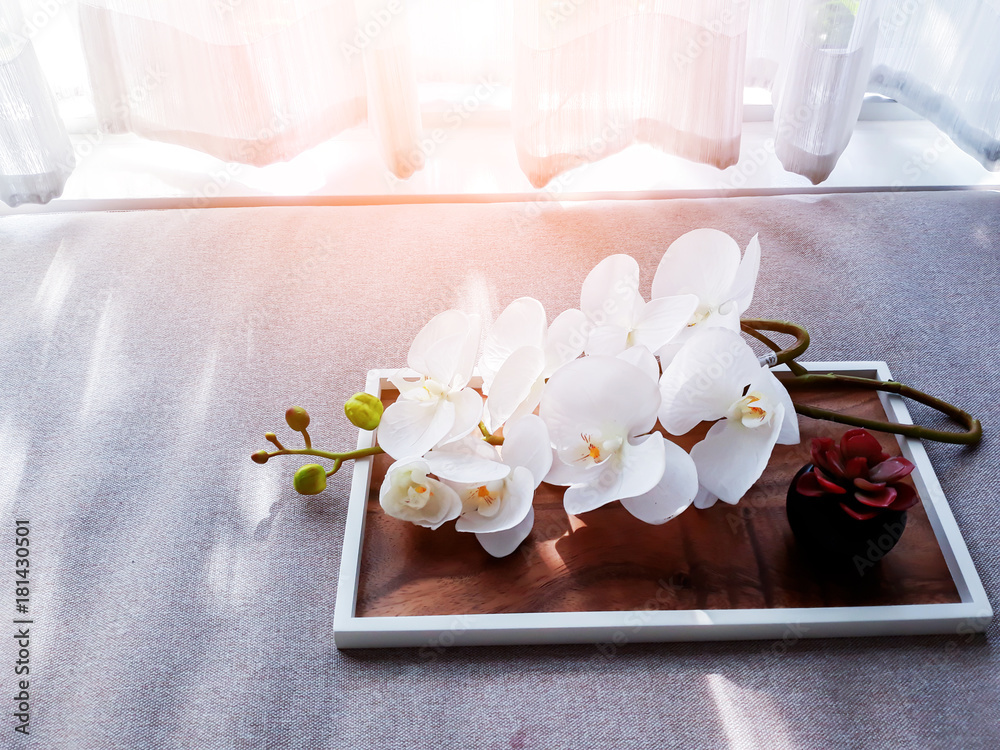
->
[3,117,998,215]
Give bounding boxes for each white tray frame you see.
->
[334,362,992,649]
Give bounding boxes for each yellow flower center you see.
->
[732,390,771,428]
[467,480,505,517]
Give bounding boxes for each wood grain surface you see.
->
[355,378,960,617]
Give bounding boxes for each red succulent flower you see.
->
[795,429,918,520]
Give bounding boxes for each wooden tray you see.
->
[333,363,991,648]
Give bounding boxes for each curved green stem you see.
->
[264,444,384,465]
[741,318,980,446]
[741,319,810,375]
[781,372,982,446]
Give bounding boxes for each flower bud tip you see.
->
[345,392,384,431]
[294,464,327,495]
[285,406,310,431]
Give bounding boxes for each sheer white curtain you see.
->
[513,0,749,188]
[2,0,999,206]
[1,2,75,206]
[76,0,421,175]
[870,1,1000,172]
[514,0,1000,186]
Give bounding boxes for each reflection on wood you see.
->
[355,380,960,617]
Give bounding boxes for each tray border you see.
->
[333,362,992,648]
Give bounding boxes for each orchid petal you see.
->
[651,228,742,308]
[486,345,546,427]
[387,368,425,396]
[703,303,742,332]
[544,452,604,486]
[424,448,510,483]
[541,355,661,449]
[476,506,534,558]
[756,368,799,445]
[729,233,761,314]
[454,313,482,389]
[478,297,546,392]
[439,387,484,446]
[379,460,462,529]
[617,344,660,384]
[580,254,642,328]
[508,375,546,425]
[543,308,587,376]
[693,485,718,509]
[500,415,553,489]
[658,327,762,435]
[563,433,665,515]
[378,398,456,460]
[455,466,535,533]
[690,406,783,504]
[655,301,742,367]
[408,310,478,387]
[617,433,668,499]
[620,438,697,524]
[586,324,629,356]
[631,294,699,352]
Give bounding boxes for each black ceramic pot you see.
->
[786,464,907,573]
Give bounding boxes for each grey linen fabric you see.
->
[0,191,998,749]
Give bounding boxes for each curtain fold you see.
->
[513,0,1000,187]
[869,0,1000,172]
[77,0,421,175]
[513,0,749,188]
[771,0,887,184]
[1,3,75,207]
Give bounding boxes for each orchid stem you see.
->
[781,373,982,446]
[263,445,384,465]
[741,319,981,446]
[741,319,810,374]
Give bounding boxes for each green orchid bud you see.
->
[344,392,383,431]
[251,450,270,464]
[293,464,327,495]
[285,406,310,432]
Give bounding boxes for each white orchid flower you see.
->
[378,310,485,460]
[617,344,660,384]
[580,254,698,357]
[541,355,698,522]
[378,458,463,529]
[430,415,553,557]
[651,229,761,361]
[658,327,799,508]
[477,297,587,429]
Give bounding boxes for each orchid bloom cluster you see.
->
[375,229,801,557]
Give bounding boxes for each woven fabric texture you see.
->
[0,191,997,749]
